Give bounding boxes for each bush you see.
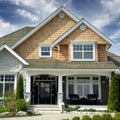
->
[16,99,28,111]
[64,106,80,112]
[0,107,10,113]
[16,74,24,100]
[114,113,120,120]
[102,114,113,120]
[108,72,120,111]
[62,119,69,120]
[82,115,91,120]
[92,114,102,120]
[3,90,16,112]
[71,116,80,120]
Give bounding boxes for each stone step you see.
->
[28,105,61,113]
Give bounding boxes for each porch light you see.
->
[115,69,120,75]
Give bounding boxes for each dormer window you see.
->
[72,42,95,61]
[40,45,52,57]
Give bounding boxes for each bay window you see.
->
[0,75,15,97]
[72,42,95,61]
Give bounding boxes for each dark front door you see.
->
[39,82,51,104]
[33,81,57,104]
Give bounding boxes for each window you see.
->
[77,77,90,97]
[40,45,52,57]
[0,75,15,97]
[72,43,95,61]
[68,77,74,96]
[93,77,99,97]
[67,76,101,99]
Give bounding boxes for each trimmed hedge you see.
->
[71,116,80,120]
[102,113,113,120]
[114,113,120,120]
[92,114,102,120]
[82,115,91,120]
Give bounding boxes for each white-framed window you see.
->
[0,75,15,98]
[77,77,90,97]
[40,45,52,57]
[71,42,95,61]
[68,77,74,96]
[92,77,99,97]
[67,76,101,99]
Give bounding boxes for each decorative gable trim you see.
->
[0,44,29,65]
[51,18,115,47]
[11,6,79,49]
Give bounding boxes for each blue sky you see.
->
[0,0,120,55]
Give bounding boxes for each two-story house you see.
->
[0,6,119,111]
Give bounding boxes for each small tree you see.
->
[16,74,24,100]
[108,72,120,111]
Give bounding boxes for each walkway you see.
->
[0,112,107,120]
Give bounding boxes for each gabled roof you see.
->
[0,27,34,47]
[51,18,115,47]
[11,6,79,49]
[0,44,29,65]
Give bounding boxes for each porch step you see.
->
[28,105,61,113]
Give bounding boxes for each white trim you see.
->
[0,44,29,65]
[39,44,52,57]
[0,74,16,98]
[51,18,115,47]
[11,6,79,49]
[71,41,95,61]
[66,75,102,99]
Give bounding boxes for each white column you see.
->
[58,74,63,93]
[21,70,31,104]
[26,75,31,93]
[58,74,63,112]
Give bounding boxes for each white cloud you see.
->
[0,18,18,37]
[92,0,120,30]
[17,9,39,22]
[110,30,120,40]
[9,0,57,22]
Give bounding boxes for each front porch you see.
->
[21,68,112,111]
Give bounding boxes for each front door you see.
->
[39,81,51,104]
[32,80,57,104]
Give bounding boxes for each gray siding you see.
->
[0,49,23,73]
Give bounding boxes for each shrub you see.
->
[16,99,28,111]
[114,113,120,120]
[16,74,24,100]
[82,115,91,120]
[0,107,10,113]
[102,114,113,120]
[71,116,80,120]
[62,119,69,120]
[3,90,16,112]
[108,72,120,111]
[92,114,102,120]
[64,106,80,112]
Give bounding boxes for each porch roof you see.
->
[24,59,117,69]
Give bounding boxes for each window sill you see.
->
[71,59,95,62]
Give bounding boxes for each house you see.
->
[0,6,119,111]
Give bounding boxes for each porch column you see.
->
[21,71,31,104]
[58,74,63,110]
